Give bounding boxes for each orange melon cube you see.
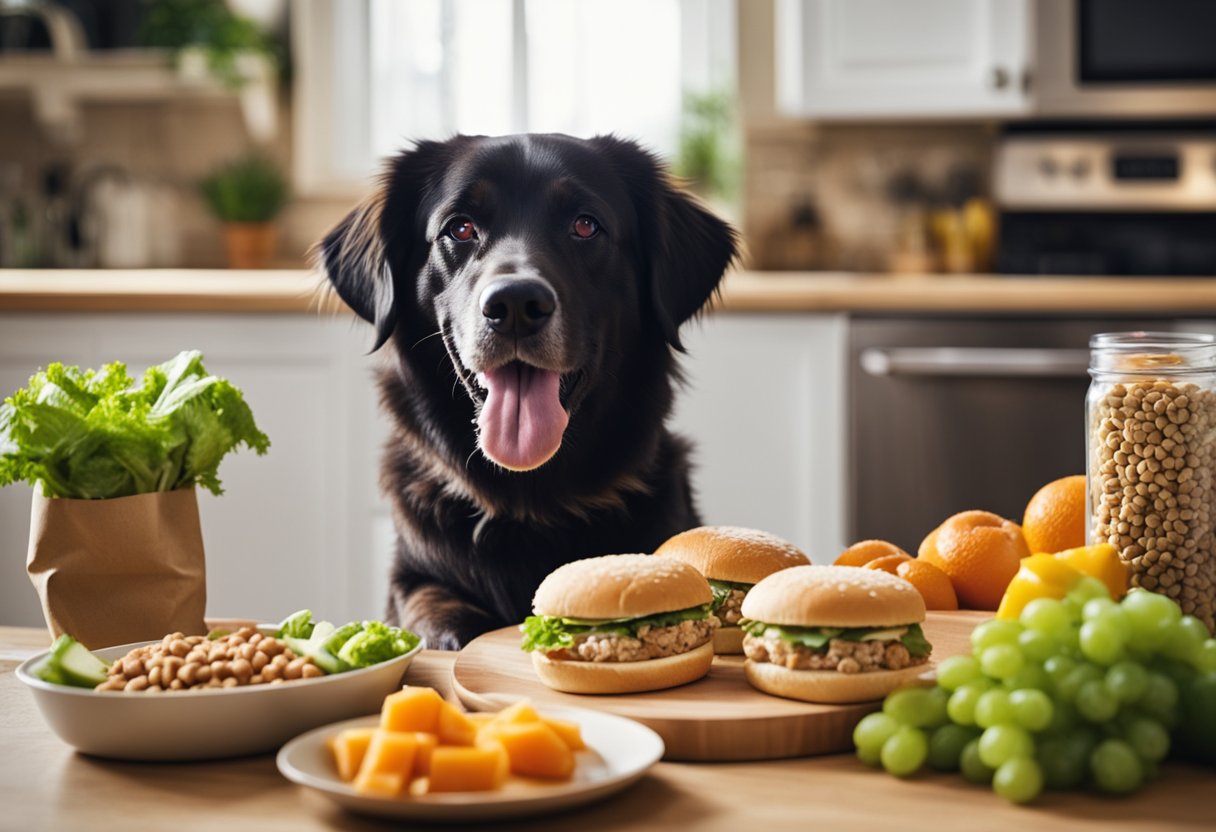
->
[352,769,405,797]
[540,717,586,751]
[328,727,377,781]
[426,744,510,792]
[492,700,541,726]
[466,712,495,726]
[353,730,419,798]
[411,731,439,776]
[380,687,444,733]
[494,722,575,779]
[437,701,478,746]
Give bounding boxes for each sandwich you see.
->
[655,526,810,653]
[740,565,932,704]
[520,554,718,694]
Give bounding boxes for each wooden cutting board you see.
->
[453,610,989,762]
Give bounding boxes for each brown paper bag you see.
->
[26,487,208,649]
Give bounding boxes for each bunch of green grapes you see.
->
[853,579,1216,804]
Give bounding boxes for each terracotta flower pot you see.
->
[223,222,278,269]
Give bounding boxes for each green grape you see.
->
[971,619,1023,652]
[978,724,1034,768]
[1043,655,1077,688]
[1064,577,1112,617]
[1122,588,1182,628]
[1105,661,1149,704]
[1090,739,1144,795]
[883,687,942,727]
[1042,699,1078,736]
[1020,598,1070,638]
[1137,673,1180,726]
[937,655,982,691]
[1124,717,1170,763]
[1056,663,1103,703]
[947,684,984,726]
[926,723,979,772]
[1075,679,1118,722]
[1079,619,1126,665]
[923,686,951,728]
[1036,733,1091,790]
[981,644,1025,680]
[853,712,900,761]
[959,738,995,785]
[856,744,882,767]
[1017,629,1057,664]
[1163,616,1208,663]
[1009,688,1054,732]
[993,757,1044,804]
[881,726,928,777]
[1056,624,1082,656]
[1082,597,1120,622]
[1197,639,1216,674]
[974,690,1014,728]
[1003,664,1051,692]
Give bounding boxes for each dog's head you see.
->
[318,134,737,473]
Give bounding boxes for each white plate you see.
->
[16,626,424,761]
[276,706,664,822]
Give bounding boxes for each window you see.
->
[293,0,735,195]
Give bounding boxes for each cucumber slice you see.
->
[46,634,110,688]
[283,636,348,675]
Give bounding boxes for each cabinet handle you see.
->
[989,66,1010,90]
[860,348,1091,379]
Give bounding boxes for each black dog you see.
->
[318,134,737,649]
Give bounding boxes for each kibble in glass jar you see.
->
[1087,332,1216,633]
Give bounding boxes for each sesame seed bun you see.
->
[740,565,926,628]
[531,554,712,620]
[531,642,714,694]
[655,526,810,585]
[744,660,932,704]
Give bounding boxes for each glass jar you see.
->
[1087,332,1216,632]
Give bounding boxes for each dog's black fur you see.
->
[318,134,737,649]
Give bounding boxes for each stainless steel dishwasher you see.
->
[848,317,1187,553]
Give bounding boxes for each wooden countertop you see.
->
[0,625,1208,831]
[2,269,1216,314]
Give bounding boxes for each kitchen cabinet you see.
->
[0,309,847,629]
[775,0,1032,118]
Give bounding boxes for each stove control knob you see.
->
[1038,157,1059,179]
[1071,159,1092,180]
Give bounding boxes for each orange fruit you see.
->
[864,554,913,574]
[1023,475,1087,555]
[919,510,1031,611]
[895,560,959,611]
[834,540,911,568]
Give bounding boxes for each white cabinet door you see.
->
[776,0,1032,118]
[671,313,848,563]
[0,314,388,629]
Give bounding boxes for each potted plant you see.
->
[200,154,288,269]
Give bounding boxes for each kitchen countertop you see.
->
[0,625,1209,831]
[2,269,1216,314]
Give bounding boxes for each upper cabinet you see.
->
[776,0,1032,119]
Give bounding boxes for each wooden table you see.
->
[0,626,1209,831]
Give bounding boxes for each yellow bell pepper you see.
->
[1054,544,1130,601]
[995,544,1131,620]
[995,554,1083,620]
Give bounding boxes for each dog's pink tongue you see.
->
[478,364,568,471]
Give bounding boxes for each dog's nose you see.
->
[479,279,556,337]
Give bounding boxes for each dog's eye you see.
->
[572,215,600,239]
[446,217,477,242]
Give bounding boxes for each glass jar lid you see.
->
[1090,331,1216,375]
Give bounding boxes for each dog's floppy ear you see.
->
[314,140,453,351]
[592,135,739,349]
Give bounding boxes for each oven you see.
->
[1036,0,1216,117]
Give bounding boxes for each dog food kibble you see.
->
[94,627,322,692]
[1088,377,1216,631]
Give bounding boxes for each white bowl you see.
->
[16,627,424,761]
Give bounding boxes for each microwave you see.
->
[1037,0,1216,117]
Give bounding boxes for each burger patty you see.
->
[546,617,718,663]
[743,633,928,674]
[715,589,747,626]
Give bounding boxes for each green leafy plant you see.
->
[0,350,269,499]
[139,0,278,88]
[673,88,740,201]
[200,155,289,223]
[520,604,715,653]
